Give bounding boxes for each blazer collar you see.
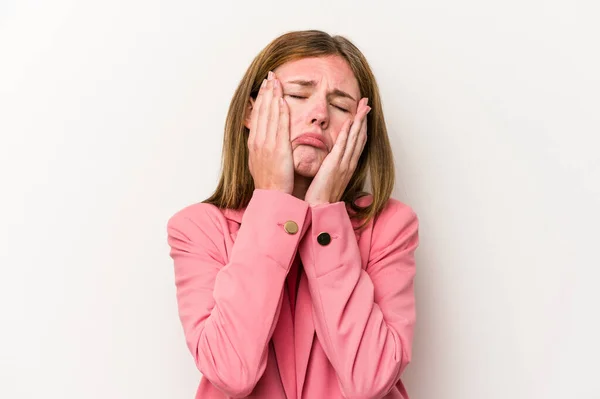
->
[222,207,245,224]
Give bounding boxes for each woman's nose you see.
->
[307,100,329,129]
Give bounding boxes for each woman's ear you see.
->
[243,97,255,130]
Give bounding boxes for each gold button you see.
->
[284,221,299,234]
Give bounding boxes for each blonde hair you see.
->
[203,30,396,230]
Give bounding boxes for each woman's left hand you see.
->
[304,98,371,207]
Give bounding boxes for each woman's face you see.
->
[254,56,362,177]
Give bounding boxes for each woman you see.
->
[167,30,420,399]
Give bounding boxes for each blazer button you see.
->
[317,232,331,246]
[284,221,299,235]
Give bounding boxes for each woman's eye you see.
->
[285,94,349,113]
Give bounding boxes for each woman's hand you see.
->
[248,71,294,195]
[304,98,371,207]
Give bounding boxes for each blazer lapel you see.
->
[294,271,315,399]
[271,285,297,399]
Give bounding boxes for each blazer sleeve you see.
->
[167,189,310,398]
[298,200,419,399]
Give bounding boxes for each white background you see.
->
[1,1,599,398]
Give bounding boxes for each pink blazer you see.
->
[166,189,419,399]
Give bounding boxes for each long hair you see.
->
[203,30,396,230]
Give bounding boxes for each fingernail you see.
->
[268,71,273,80]
[261,79,267,88]
[366,106,372,114]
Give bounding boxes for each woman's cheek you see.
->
[329,130,340,145]
[331,121,347,140]
[289,114,303,135]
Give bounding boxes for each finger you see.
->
[266,76,282,146]
[277,93,290,145]
[341,112,362,166]
[272,74,290,144]
[341,103,369,166]
[349,115,368,169]
[256,73,275,145]
[249,78,268,145]
[332,118,353,158]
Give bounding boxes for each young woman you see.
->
[167,29,420,399]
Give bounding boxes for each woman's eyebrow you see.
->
[285,79,357,102]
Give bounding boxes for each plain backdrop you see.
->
[1,1,599,398]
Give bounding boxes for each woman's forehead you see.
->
[274,56,359,95]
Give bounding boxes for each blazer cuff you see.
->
[233,189,310,271]
[300,201,359,278]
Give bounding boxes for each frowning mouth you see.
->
[293,133,328,151]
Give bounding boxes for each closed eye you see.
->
[285,94,350,113]
[334,105,350,113]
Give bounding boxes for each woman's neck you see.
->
[291,173,312,201]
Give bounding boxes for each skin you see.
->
[244,55,371,206]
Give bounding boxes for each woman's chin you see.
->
[294,160,321,177]
[293,146,324,177]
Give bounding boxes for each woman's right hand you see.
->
[248,71,295,195]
